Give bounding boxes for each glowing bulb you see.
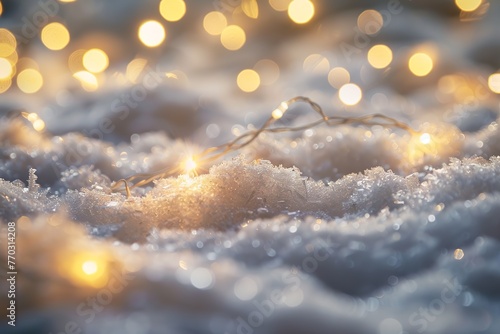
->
[339,83,362,106]
[454,248,464,260]
[138,20,166,47]
[220,25,246,51]
[288,0,314,24]
[272,101,289,119]
[33,119,45,132]
[0,57,12,79]
[159,0,186,22]
[203,11,227,36]
[408,53,433,77]
[41,22,70,51]
[183,156,197,174]
[488,73,500,94]
[237,69,260,93]
[82,260,98,275]
[17,69,43,94]
[455,0,482,12]
[367,44,393,69]
[419,133,431,145]
[83,48,109,73]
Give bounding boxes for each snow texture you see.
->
[1,1,500,334]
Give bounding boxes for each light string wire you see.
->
[111,96,416,196]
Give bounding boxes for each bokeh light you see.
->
[0,57,13,79]
[455,0,482,12]
[269,0,291,11]
[159,0,186,22]
[303,54,330,75]
[254,59,280,85]
[357,9,383,35]
[339,83,362,106]
[126,58,148,83]
[237,69,260,93]
[367,44,393,69]
[83,48,109,73]
[220,25,246,51]
[41,22,70,51]
[138,20,166,47]
[488,73,500,94]
[0,28,17,57]
[203,11,227,36]
[328,67,350,89]
[419,133,431,145]
[17,69,43,94]
[73,71,98,91]
[288,0,315,24]
[408,52,433,77]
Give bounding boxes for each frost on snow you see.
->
[1,111,500,333]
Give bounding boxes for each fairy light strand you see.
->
[111,97,415,195]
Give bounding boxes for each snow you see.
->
[1,1,500,334]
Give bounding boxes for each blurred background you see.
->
[0,0,498,145]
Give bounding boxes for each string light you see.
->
[112,97,415,195]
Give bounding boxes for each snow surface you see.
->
[1,1,500,334]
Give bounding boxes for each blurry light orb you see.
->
[254,59,280,85]
[419,133,431,145]
[138,20,166,47]
[357,9,384,35]
[190,268,214,289]
[17,69,43,94]
[487,73,500,94]
[220,25,246,51]
[367,44,393,69]
[203,11,227,36]
[33,119,45,132]
[328,67,350,89]
[83,48,109,73]
[0,28,17,57]
[73,71,98,91]
[303,54,330,75]
[237,69,260,93]
[288,0,315,24]
[339,83,362,106]
[159,0,186,22]
[82,261,98,275]
[41,22,70,51]
[269,0,292,11]
[455,0,482,12]
[234,277,258,301]
[0,77,11,94]
[408,52,433,77]
[0,57,13,79]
